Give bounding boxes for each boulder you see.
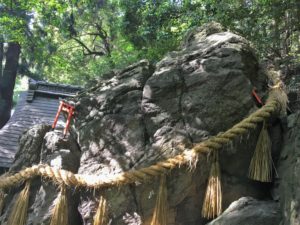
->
[72,23,270,225]
[0,128,81,225]
[274,112,300,225]
[207,197,281,225]
[9,124,51,172]
[1,23,279,225]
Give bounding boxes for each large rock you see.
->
[9,124,51,172]
[207,197,281,225]
[274,112,300,225]
[72,23,270,225]
[1,23,281,225]
[0,128,82,225]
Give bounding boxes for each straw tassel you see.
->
[150,175,168,225]
[7,181,31,225]
[93,195,107,225]
[0,189,5,215]
[50,184,68,225]
[248,121,272,182]
[201,151,222,219]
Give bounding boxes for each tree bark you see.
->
[0,42,21,128]
[0,41,3,75]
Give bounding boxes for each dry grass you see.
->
[0,190,5,215]
[93,195,107,225]
[202,152,222,219]
[7,181,31,225]
[248,122,272,182]
[150,175,168,225]
[50,185,68,225]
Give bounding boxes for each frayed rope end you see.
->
[248,122,272,182]
[150,175,168,225]
[93,195,107,225]
[202,151,222,219]
[7,181,31,225]
[50,184,68,225]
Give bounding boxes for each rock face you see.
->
[9,124,51,172]
[1,23,277,225]
[207,197,281,225]
[275,112,300,225]
[71,23,270,225]
[0,127,82,225]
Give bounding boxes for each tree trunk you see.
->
[0,42,21,128]
[0,41,3,75]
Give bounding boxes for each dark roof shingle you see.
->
[0,80,81,168]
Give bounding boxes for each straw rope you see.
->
[0,88,283,190]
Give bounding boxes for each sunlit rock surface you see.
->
[72,22,269,225]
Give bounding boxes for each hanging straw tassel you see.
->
[7,181,31,225]
[201,151,222,219]
[50,184,68,225]
[93,195,107,225]
[150,175,168,225]
[248,121,272,182]
[0,189,5,215]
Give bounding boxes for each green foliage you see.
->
[121,0,300,71]
[1,0,299,85]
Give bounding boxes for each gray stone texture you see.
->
[1,22,284,225]
[207,197,281,225]
[274,112,300,225]
[10,124,51,172]
[0,128,81,225]
[72,23,270,225]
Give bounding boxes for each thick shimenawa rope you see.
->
[0,87,284,190]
